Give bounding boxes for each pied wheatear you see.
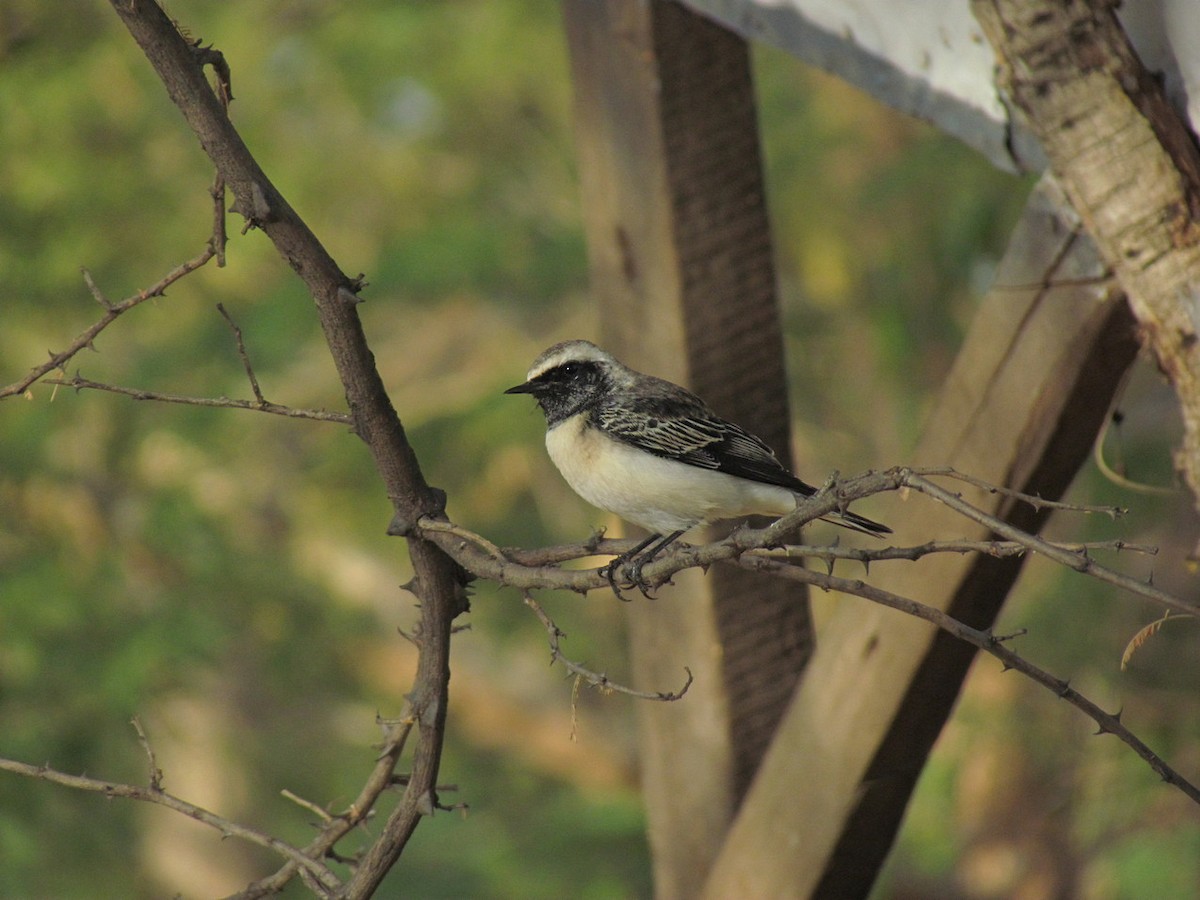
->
[506,340,889,591]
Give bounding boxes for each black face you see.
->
[504,359,607,426]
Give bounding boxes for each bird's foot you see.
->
[624,557,658,599]
[599,530,687,599]
[599,555,658,600]
[600,558,633,602]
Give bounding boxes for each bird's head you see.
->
[505,340,622,426]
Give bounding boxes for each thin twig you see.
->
[522,593,692,701]
[903,472,1197,618]
[228,714,416,899]
[216,303,266,404]
[414,468,1193,619]
[418,517,508,562]
[503,531,629,566]
[82,268,115,311]
[281,789,334,824]
[751,537,1158,571]
[0,249,216,400]
[0,756,341,890]
[131,716,163,791]
[739,554,1200,806]
[47,374,350,424]
[908,465,1128,517]
[1093,402,1178,496]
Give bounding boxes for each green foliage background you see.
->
[1,2,1197,897]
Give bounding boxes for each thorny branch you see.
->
[46,373,352,424]
[217,302,266,404]
[738,556,1200,806]
[416,467,1194,618]
[0,250,217,400]
[522,593,693,701]
[4,460,1193,890]
[413,466,1200,809]
[0,724,341,892]
[0,42,232,404]
[94,4,467,897]
[3,2,1197,896]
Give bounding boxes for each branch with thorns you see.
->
[4,2,1195,896]
[416,467,1191,617]
[410,466,1200,808]
[0,252,217,401]
[40,300,352,425]
[522,592,693,702]
[0,720,341,893]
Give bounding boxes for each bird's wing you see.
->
[596,388,891,536]
[596,393,814,495]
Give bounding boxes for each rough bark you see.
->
[975,0,1200,525]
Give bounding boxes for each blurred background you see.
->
[1,2,1197,897]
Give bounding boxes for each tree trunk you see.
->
[975,0,1200,527]
[564,2,811,895]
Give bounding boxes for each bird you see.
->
[505,339,890,593]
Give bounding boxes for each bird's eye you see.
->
[560,363,578,377]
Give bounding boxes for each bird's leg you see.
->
[600,533,661,600]
[625,529,686,598]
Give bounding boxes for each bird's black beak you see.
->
[504,381,537,395]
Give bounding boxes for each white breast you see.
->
[545,414,798,534]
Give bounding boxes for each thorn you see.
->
[337,286,363,306]
[250,182,272,221]
[388,512,413,536]
[991,628,1027,643]
[415,791,436,817]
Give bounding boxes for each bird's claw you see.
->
[600,559,632,601]
[626,559,657,599]
[600,557,657,600]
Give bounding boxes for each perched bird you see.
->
[506,340,889,590]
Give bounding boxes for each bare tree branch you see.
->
[416,467,1197,619]
[46,374,351,424]
[522,592,693,701]
[216,303,266,405]
[0,749,341,892]
[102,4,471,895]
[0,250,216,400]
[227,715,417,899]
[904,472,1195,618]
[737,555,1200,806]
[411,467,1200,810]
[6,1,1192,894]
